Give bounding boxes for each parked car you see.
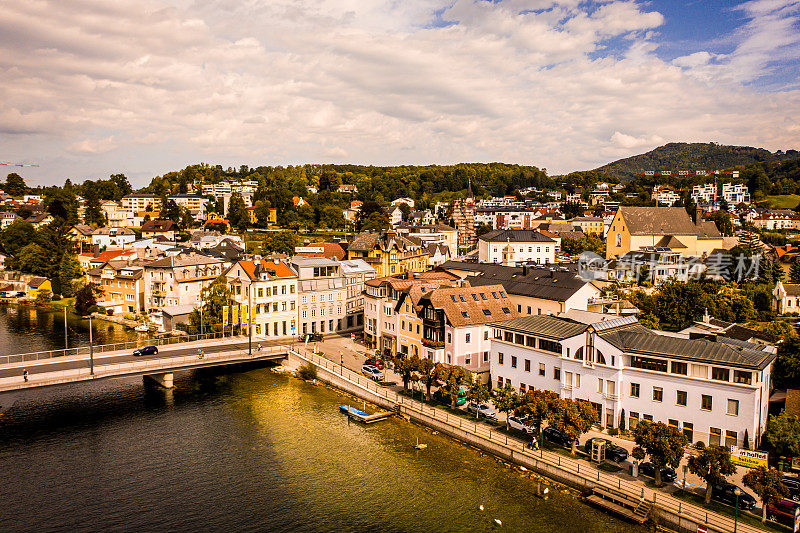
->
[361,365,384,381]
[711,483,757,510]
[767,499,800,526]
[363,357,384,370]
[583,437,629,462]
[542,427,574,448]
[781,476,800,502]
[508,416,535,434]
[637,462,677,483]
[466,402,496,419]
[133,345,158,356]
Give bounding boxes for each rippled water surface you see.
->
[0,363,647,532]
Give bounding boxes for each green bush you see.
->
[106,309,114,316]
[297,362,318,380]
[608,427,619,436]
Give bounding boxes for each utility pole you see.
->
[64,306,68,349]
[200,305,204,337]
[89,315,94,375]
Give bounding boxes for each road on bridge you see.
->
[0,336,290,380]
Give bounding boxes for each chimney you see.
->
[93,244,100,258]
[695,205,704,226]
[522,265,528,276]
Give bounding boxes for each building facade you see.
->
[477,229,556,265]
[144,253,225,311]
[490,313,775,447]
[290,257,347,336]
[225,259,298,337]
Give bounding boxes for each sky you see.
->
[1,0,800,187]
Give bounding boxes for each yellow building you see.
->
[28,277,52,298]
[606,206,723,259]
[568,216,604,235]
[346,230,430,278]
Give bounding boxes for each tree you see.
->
[418,358,437,400]
[263,232,301,255]
[0,219,36,256]
[35,289,52,306]
[435,364,470,408]
[561,201,584,218]
[516,389,559,433]
[709,211,733,236]
[493,385,519,429]
[773,338,800,389]
[688,445,737,503]
[74,282,101,316]
[547,398,598,454]
[360,211,390,232]
[466,379,490,419]
[44,188,79,224]
[227,193,248,231]
[791,257,800,284]
[58,254,82,298]
[83,187,106,227]
[631,420,688,486]
[475,223,493,237]
[4,172,27,197]
[391,353,418,391]
[159,199,182,222]
[743,467,787,522]
[188,280,232,331]
[14,242,49,276]
[765,412,800,458]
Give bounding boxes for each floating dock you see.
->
[339,404,393,424]
[585,487,651,523]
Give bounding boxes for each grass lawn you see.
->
[48,298,73,309]
[671,490,790,533]
[765,195,800,209]
[598,462,623,473]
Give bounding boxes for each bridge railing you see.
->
[0,331,243,365]
[0,344,291,391]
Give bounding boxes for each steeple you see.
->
[467,177,474,199]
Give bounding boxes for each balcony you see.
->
[421,338,444,349]
[604,393,619,401]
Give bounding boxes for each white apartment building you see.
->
[201,182,232,198]
[721,183,751,204]
[490,313,775,448]
[651,186,681,207]
[121,193,162,213]
[0,212,19,229]
[477,229,556,265]
[169,194,207,218]
[395,223,458,257]
[691,184,716,204]
[225,259,297,337]
[144,253,225,312]
[289,257,347,336]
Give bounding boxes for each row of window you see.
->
[630,383,739,415]
[628,415,740,447]
[629,356,752,384]
[301,306,342,318]
[301,292,341,303]
[494,332,562,354]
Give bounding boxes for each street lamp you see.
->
[733,487,741,533]
[89,315,94,375]
[340,351,344,375]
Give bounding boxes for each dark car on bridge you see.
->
[542,427,574,448]
[711,483,756,511]
[133,345,159,356]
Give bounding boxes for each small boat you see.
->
[339,404,369,417]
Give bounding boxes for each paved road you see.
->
[0,337,290,380]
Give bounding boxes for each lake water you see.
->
[0,310,645,532]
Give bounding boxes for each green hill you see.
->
[594,142,799,179]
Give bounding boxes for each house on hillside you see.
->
[141,219,178,240]
[27,277,52,298]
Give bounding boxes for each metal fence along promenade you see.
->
[291,348,762,533]
[0,331,235,365]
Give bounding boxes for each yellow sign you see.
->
[730,446,768,469]
[242,305,249,325]
[232,305,239,326]
[222,306,229,328]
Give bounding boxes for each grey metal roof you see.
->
[446,262,590,302]
[490,315,588,340]
[598,327,776,370]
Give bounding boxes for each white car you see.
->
[508,415,535,434]
[361,365,384,381]
[466,402,496,419]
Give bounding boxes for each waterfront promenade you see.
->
[289,342,768,533]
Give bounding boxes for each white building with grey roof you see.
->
[490,312,775,448]
[477,229,556,265]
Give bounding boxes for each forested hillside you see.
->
[595,142,799,179]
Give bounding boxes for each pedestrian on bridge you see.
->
[198,349,204,360]
[23,369,28,382]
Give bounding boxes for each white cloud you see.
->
[67,135,118,154]
[0,0,799,186]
